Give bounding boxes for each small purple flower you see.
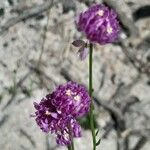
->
[51,81,90,117]
[33,96,81,145]
[76,4,120,44]
[32,81,90,145]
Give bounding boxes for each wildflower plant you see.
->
[74,3,120,150]
[76,4,120,45]
[32,3,120,150]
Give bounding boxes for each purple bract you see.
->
[76,4,120,44]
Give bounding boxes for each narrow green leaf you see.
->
[96,138,101,146]
[95,129,99,136]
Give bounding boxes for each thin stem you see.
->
[68,123,74,150]
[67,145,72,150]
[37,0,53,67]
[71,139,74,150]
[89,43,96,150]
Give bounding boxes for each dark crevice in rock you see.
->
[133,5,150,21]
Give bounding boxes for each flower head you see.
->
[33,95,81,145]
[32,81,90,145]
[76,4,120,44]
[51,81,90,117]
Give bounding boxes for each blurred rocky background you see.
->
[0,0,150,150]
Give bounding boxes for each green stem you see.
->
[68,123,74,150]
[67,145,72,150]
[89,43,96,150]
[71,139,74,150]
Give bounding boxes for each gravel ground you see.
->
[0,0,150,150]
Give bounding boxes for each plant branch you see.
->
[89,43,96,150]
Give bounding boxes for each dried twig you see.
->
[0,114,9,127]
[98,65,106,91]
[2,71,32,110]
[0,0,55,34]
[20,128,36,147]
[132,136,147,150]
[27,62,58,86]
[94,96,125,132]
[119,39,150,76]
[129,128,150,138]
[37,0,53,66]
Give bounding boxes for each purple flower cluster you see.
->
[76,4,120,44]
[51,81,90,117]
[33,81,90,145]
